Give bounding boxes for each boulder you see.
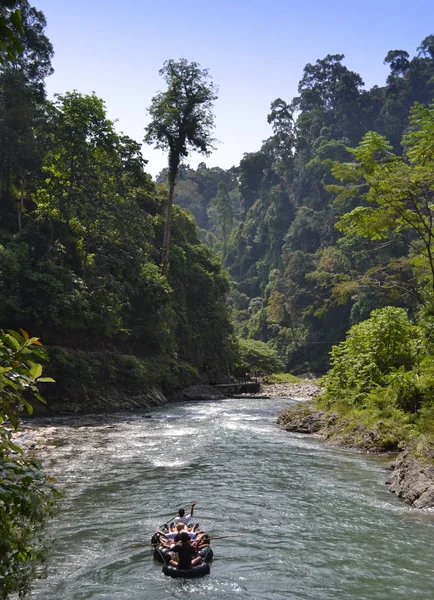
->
[277,401,333,433]
[386,436,434,508]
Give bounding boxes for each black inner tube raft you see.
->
[153,544,213,564]
[162,562,210,578]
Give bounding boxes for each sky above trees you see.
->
[35,0,434,177]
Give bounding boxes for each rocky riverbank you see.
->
[386,436,434,509]
[33,385,168,416]
[277,393,434,509]
[277,400,403,452]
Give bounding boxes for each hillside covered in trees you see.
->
[3,2,434,398]
[0,2,237,409]
[172,38,434,373]
[3,2,434,391]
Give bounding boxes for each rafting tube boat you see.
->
[162,562,211,578]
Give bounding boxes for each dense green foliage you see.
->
[172,38,434,373]
[235,338,283,376]
[317,302,434,444]
[0,6,234,397]
[0,330,57,599]
[321,307,418,406]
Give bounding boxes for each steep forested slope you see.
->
[0,2,234,406]
[173,37,434,373]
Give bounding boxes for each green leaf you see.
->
[10,9,24,35]
[34,393,47,404]
[5,334,20,350]
[28,364,43,380]
[20,398,34,415]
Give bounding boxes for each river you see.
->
[28,395,434,600]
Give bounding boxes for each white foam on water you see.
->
[150,458,189,468]
[158,427,197,437]
[223,422,269,434]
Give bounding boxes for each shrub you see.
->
[322,306,418,407]
[385,367,422,413]
[0,330,58,598]
[235,338,283,375]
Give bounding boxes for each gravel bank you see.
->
[261,381,319,399]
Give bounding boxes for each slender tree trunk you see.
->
[161,167,177,275]
[17,175,25,235]
[222,222,227,260]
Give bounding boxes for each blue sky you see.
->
[35,0,434,177]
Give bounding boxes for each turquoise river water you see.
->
[28,395,434,600]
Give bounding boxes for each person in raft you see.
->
[157,522,185,546]
[174,502,196,525]
[169,531,202,570]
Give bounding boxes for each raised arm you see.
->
[156,530,168,537]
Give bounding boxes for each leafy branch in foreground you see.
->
[0,329,54,428]
[0,329,58,600]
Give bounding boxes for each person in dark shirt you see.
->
[169,532,202,570]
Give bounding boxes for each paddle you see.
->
[206,534,244,541]
[161,513,179,527]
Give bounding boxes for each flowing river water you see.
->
[28,395,434,600]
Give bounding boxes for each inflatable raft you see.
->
[163,562,210,578]
[151,524,213,578]
[153,544,213,564]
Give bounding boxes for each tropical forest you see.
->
[3,1,434,598]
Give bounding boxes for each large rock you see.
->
[277,401,333,433]
[387,436,434,508]
[278,402,402,452]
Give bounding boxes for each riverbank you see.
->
[277,393,434,509]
